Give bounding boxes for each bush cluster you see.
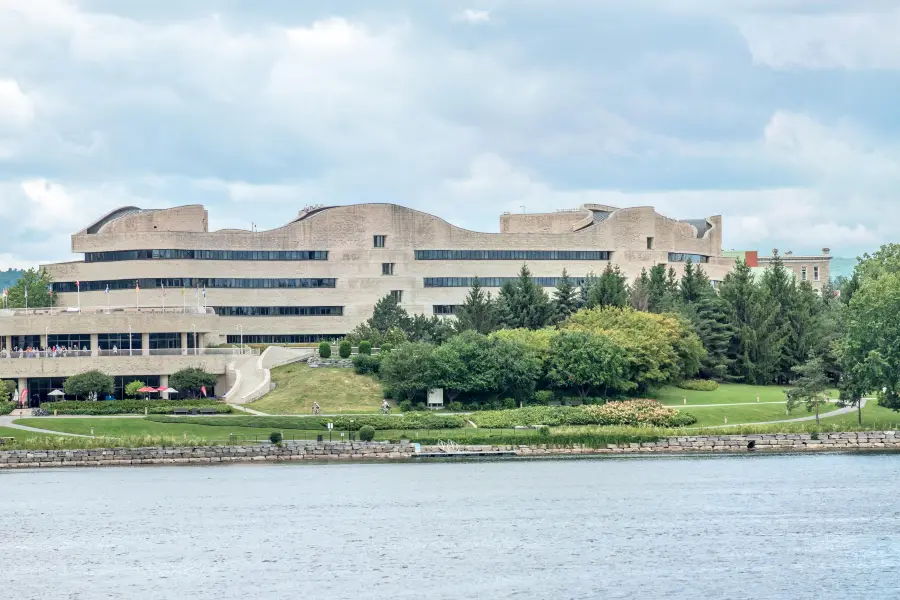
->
[359,425,376,441]
[147,412,466,431]
[352,353,381,375]
[0,401,14,416]
[339,340,352,359]
[677,379,720,392]
[469,400,695,428]
[358,341,372,355]
[42,400,231,415]
[318,342,331,359]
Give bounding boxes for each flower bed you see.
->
[470,400,696,428]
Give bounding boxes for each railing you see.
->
[0,347,257,359]
[0,305,215,317]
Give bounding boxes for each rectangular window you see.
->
[801,266,807,281]
[53,278,336,293]
[212,306,343,317]
[647,237,654,250]
[667,253,709,263]
[382,263,395,275]
[433,305,461,315]
[149,333,182,350]
[814,266,820,281]
[226,334,344,344]
[374,235,386,248]
[414,250,610,260]
[424,277,587,288]
[390,290,403,302]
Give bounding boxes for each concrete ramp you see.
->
[224,347,314,404]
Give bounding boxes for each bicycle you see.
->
[31,407,50,417]
[381,405,391,415]
[312,405,321,416]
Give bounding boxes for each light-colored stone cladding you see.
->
[38,203,736,339]
[0,308,217,337]
[0,354,233,378]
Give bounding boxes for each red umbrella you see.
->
[137,386,156,393]
[154,386,169,392]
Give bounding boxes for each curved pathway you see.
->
[0,416,93,437]
[700,399,868,429]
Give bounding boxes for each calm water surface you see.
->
[2,454,899,599]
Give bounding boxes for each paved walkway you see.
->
[701,399,867,429]
[0,416,93,437]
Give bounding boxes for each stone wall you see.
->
[2,433,899,468]
[0,441,416,468]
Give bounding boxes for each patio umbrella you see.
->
[163,388,178,399]
[137,385,157,400]
[47,389,65,397]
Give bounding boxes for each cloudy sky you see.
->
[1,0,898,268]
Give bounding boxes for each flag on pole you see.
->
[105,284,110,295]
[75,280,80,289]
[20,388,27,403]
[162,283,166,296]
[181,287,185,296]
[200,386,207,397]
[136,281,140,292]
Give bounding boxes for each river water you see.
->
[2,454,898,599]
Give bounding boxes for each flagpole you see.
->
[162,284,166,311]
[77,284,80,311]
[182,288,186,313]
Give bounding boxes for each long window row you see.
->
[432,305,462,315]
[668,253,709,263]
[226,334,345,344]
[415,250,610,261]
[53,278,336,293]
[424,277,586,288]
[213,306,344,317]
[85,250,328,262]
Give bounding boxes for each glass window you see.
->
[390,290,403,302]
[212,306,344,317]
[47,334,91,349]
[225,334,344,344]
[801,266,807,281]
[374,235,386,248]
[814,266,820,281]
[433,305,461,315]
[415,250,610,260]
[84,250,329,263]
[423,277,586,288]
[382,263,395,275]
[668,253,709,263]
[53,278,337,293]
[149,333,182,350]
[98,333,141,351]
[647,237,654,250]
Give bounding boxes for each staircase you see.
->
[224,346,314,404]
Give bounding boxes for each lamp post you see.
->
[191,324,197,355]
[128,324,132,356]
[237,324,243,354]
[45,326,49,356]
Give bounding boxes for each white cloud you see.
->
[0,79,34,128]
[738,9,900,69]
[456,9,491,24]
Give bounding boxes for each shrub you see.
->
[170,368,217,398]
[469,401,695,428]
[678,379,720,392]
[124,380,146,399]
[318,342,331,359]
[64,370,114,400]
[398,400,412,412]
[269,431,283,445]
[146,412,466,431]
[501,398,517,410]
[379,343,392,354]
[359,425,376,441]
[42,400,230,415]
[0,401,14,416]
[448,401,463,412]
[358,341,372,355]
[414,402,427,412]
[352,354,381,375]
[538,425,551,436]
[339,340,352,359]
[530,390,552,405]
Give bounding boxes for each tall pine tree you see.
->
[630,268,651,311]
[760,250,797,383]
[588,263,629,308]
[552,269,580,324]
[455,277,498,334]
[497,265,553,330]
[647,264,669,313]
[688,291,734,380]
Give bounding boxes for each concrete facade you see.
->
[39,202,734,342]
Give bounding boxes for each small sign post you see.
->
[327,422,333,442]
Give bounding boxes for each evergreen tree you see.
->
[455,277,498,334]
[551,269,580,324]
[630,268,651,311]
[647,264,668,313]
[496,265,553,330]
[840,271,860,305]
[579,271,598,307]
[785,356,832,424]
[588,263,629,308]
[369,293,413,336]
[687,291,734,380]
[666,267,680,297]
[680,260,711,305]
[760,250,797,382]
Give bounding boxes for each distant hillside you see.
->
[830,258,857,280]
[0,268,23,291]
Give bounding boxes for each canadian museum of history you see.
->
[0,202,830,406]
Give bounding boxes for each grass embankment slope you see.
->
[249,363,385,414]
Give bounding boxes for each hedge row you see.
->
[0,402,14,416]
[42,400,232,415]
[146,413,467,431]
[402,431,662,448]
[470,401,696,428]
[677,379,720,392]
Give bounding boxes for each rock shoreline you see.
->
[1,432,898,468]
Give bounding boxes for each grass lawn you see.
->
[0,425,42,440]
[681,401,841,427]
[807,401,900,429]
[651,383,839,406]
[249,363,385,415]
